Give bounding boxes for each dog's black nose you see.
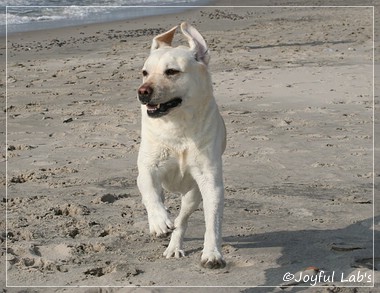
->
[138,84,153,104]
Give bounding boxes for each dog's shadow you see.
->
[223,215,378,289]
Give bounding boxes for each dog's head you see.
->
[137,22,211,118]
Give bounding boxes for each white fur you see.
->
[137,22,226,268]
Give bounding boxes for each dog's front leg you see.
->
[192,160,226,269]
[137,164,174,237]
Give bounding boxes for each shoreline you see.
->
[4,0,373,39]
[5,5,210,42]
[4,1,216,37]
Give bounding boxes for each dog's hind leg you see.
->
[163,186,201,258]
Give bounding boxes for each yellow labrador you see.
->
[137,22,226,269]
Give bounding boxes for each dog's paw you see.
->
[201,251,226,269]
[148,209,174,237]
[163,246,185,259]
[162,228,185,258]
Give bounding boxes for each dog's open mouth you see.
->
[145,98,182,118]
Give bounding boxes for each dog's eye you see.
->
[142,70,148,77]
[165,69,180,76]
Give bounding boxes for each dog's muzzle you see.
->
[144,98,182,118]
[138,84,182,118]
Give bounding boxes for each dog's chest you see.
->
[158,144,189,175]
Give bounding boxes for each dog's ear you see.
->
[180,22,210,65]
[151,25,178,52]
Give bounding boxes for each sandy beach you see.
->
[2,3,379,291]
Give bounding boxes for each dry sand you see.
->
[1,4,379,292]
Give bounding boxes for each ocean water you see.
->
[2,0,211,35]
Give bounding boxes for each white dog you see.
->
[137,22,226,269]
